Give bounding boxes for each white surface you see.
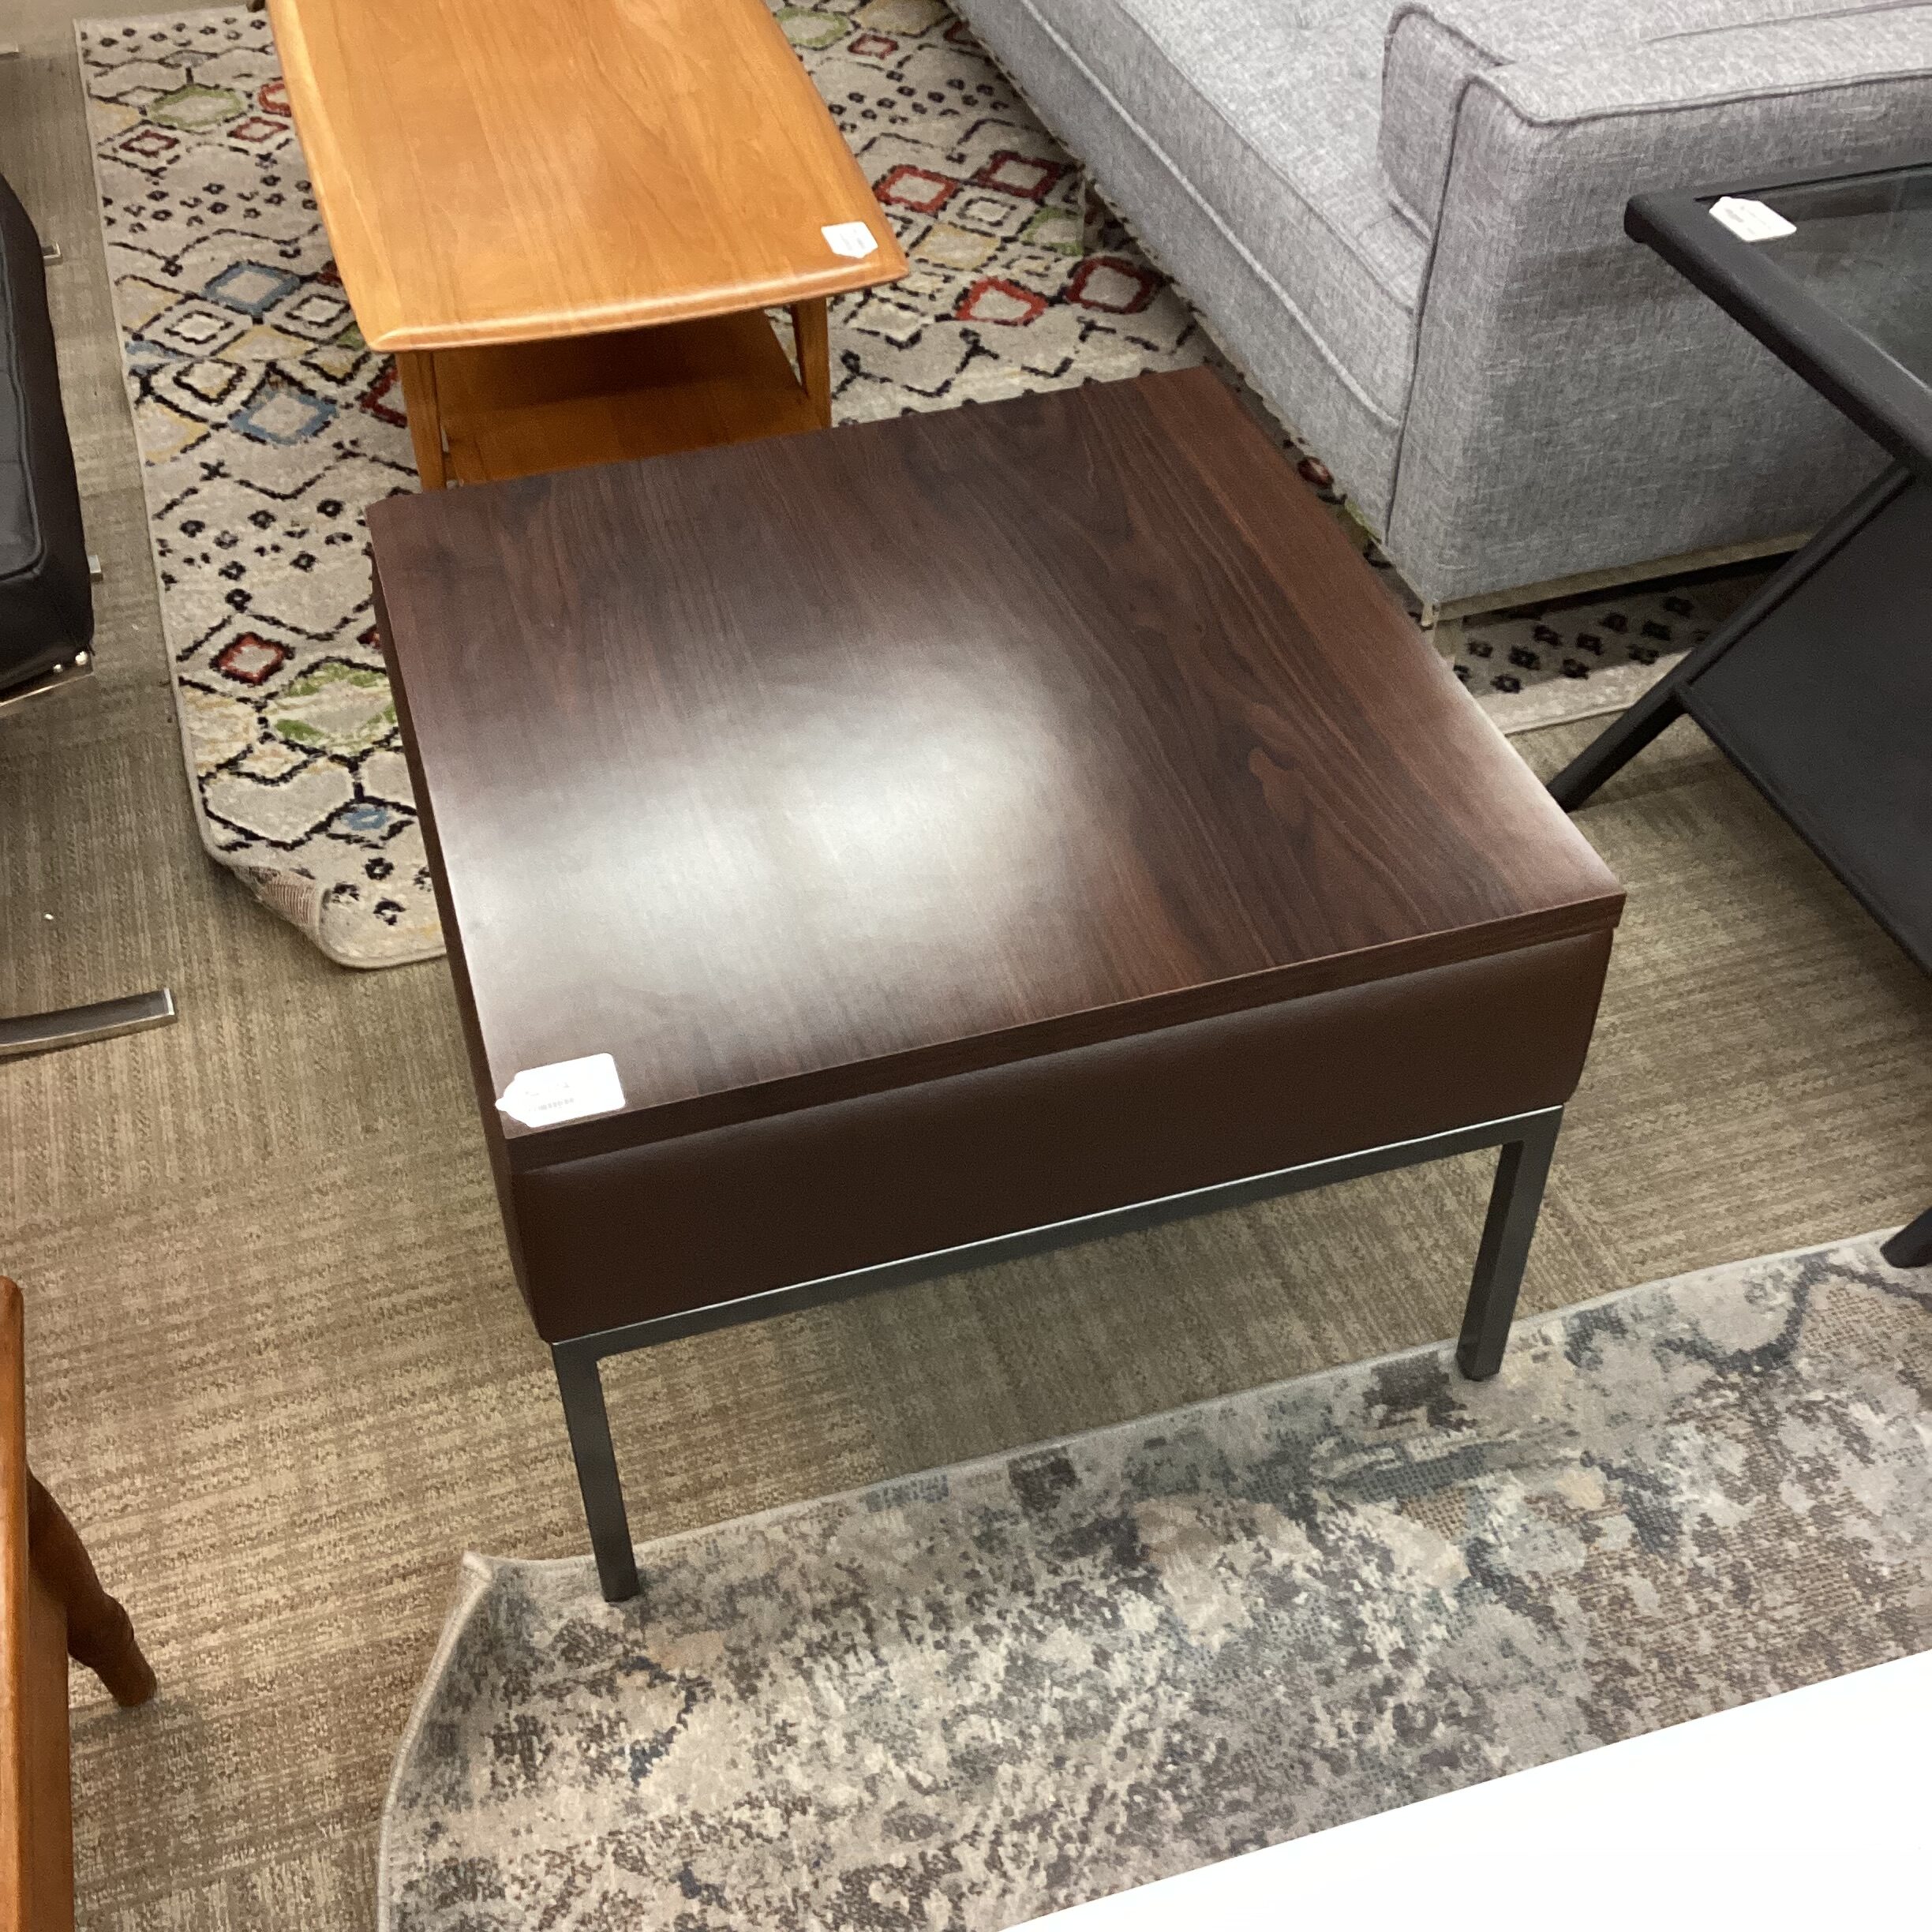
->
[1709,194,1798,242]
[1015,1649,1932,1929]
[495,1052,625,1129]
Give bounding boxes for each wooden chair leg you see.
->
[24,1480,155,1709]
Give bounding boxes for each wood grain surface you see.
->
[371,369,1623,1159]
[266,0,908,351]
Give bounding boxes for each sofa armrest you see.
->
[1379,0,1915,234]
[1387,8,1932,605]
[1475,6,1932,140]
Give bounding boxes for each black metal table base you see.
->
[1881,1209,1932,1270]
[1546,462,1910,814]
[551,1103,1567,1603]
[1550,459,1932,1282]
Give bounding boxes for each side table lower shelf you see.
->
[1680,467,1932,967]
[394,305,830,489]
[1549,459,1932,1263]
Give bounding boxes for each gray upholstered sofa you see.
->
[947,0,1932,610]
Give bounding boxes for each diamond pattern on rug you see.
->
[80,5,1763,968]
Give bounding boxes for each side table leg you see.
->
[1881,1207,1932,1269]
[1546,676,1687,811]
[1548,462,1913,812]
[1456,1108,1563,1381]
[395,350,450,490]
[790,298,833,429]
[552,1342,640,1603]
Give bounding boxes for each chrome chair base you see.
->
[0,989,177,1061]
[0,650,92,718]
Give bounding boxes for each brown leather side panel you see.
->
[511,930,1613,1342]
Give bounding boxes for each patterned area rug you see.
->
[80,6,1762,966]
[380,1234,1930,1930]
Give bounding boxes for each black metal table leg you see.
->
[552,1342,640,1603]
[1546,675,1690,811]
[1547,464,1911,813]
[1881,1208,1932,1269]
[1457,1107,1563,1381]
[542,1106,1571,1593]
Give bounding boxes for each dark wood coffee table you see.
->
[369,369,1624,1602]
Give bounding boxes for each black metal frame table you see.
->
[1548,159,1932,1267]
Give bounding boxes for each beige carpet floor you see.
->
[3,13,1930,1929]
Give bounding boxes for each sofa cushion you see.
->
[1381,0,1924,233]
[964,0,1426,525]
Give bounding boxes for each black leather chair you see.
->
[2,171,174,1058]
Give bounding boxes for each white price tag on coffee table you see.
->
[822,220,879,259]
[1709,196,1796,243]
[496,1053,626,1129]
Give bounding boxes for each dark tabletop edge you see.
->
[500,892,1624,1170]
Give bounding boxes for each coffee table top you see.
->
[370,370,1622,1166]
[1627,162,1932,479]
[267,0,908,353]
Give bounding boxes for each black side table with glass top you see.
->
[1550,161,1932,1267]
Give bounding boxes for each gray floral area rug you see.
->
[81,6,1760,966]
[380,1234,1931,1930]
